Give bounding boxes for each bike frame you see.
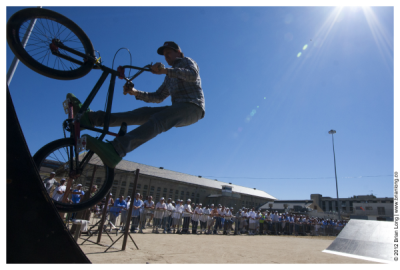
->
[60,43,152,177]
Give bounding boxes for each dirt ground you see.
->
[78,231,378,264]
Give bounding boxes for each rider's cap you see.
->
[160,197,165,200]
[187,199,191,202]
[77,184,82,187]
[60,178,66,182]
[157,41,181,55]
[50,172,56,174]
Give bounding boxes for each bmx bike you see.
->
[7,7,152,212]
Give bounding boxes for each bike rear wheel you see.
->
[7,8,95,80]
[33,138,114,213]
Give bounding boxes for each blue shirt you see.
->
[132,199,143,217]
[71,189,85,203]
[110,198,127,217]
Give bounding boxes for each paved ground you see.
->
[78,232,379,264]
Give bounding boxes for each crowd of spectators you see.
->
[94,193,348,236]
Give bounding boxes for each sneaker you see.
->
[66,93,92,129]
[82,134,122,168]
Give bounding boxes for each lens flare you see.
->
[297,52,302,57]
[303,44,308,50]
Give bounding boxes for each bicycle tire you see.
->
[33,138,114,212]
[7,8,95,80]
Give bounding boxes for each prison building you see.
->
[79,157,277,212]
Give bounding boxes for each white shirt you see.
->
[144,200,154,213]
[192,207,201,221]
[154,202,166,218]
[165,203,175,216]
[172,204,184,219]
[43,177,58,194]
[52,185,66,201]
[182,204,192,217]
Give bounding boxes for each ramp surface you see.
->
[324,219,393,263]
[7,86,90,263]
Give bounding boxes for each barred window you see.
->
[96,177,102,183]
[377,207,385,215]
[196,193,200,197]
[163,188,167,192]
[121,181,127,186]
[157,187,161,192]
[170,189,174,193]
[151,186,155,191]
[181,191,184,195]
[113,180,119,186]
[129,182,134,187]
[191,193,195,197]
[144,185,148,190]
[137,184,141,189]
[128,189,133,195]
[175,190,179,194]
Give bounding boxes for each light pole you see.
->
[328,129,341,220]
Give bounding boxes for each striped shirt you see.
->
[135,57,205,116]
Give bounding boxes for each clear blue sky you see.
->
[6,5,396,200]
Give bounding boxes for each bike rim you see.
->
[36,140,112,210]
[17,16,89,73]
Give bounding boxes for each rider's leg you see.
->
[110,102,203,157]
[84,102,203,168]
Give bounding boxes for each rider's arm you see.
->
[134,80,170,104]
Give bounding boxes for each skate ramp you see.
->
[7,86,90,263]
[323,219,393,263]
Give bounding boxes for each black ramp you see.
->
[324,219,393,262]
[7,86,91,263]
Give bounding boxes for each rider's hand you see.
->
[151,62,167,75]
[123,83,138,96]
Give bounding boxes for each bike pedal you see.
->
[77,136,87,152]
[63,98,70,114]
[118,122,127,137]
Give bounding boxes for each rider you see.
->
[67,41,205,168]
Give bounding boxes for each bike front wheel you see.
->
[7,8,95,80]
[33,138,114,213]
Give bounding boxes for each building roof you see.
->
[88,155,277,200]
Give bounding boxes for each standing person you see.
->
[68,41,205,170]
[224,207,233,235]
[120,196,131,230]
[52,178,66,202]
[259,211,266,235]
[131,193,143,233]
[248,208,257,235]
[199,204,208,234]
[144,196,155,227]
[240,208,247,234]
[210,205,219,234]
[70,184,85,220]
[181,199,192,234]
[110,195,126,229]
[153,197,167,233]
[163,198,174,234]
[206,204,215,234]
[234,209,242,235]
[43,172,58,195]
[191,204,201,234]
[172,199,184,234]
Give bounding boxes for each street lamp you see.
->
[328,129,341,220]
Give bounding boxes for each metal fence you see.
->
[67,207,346,237]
